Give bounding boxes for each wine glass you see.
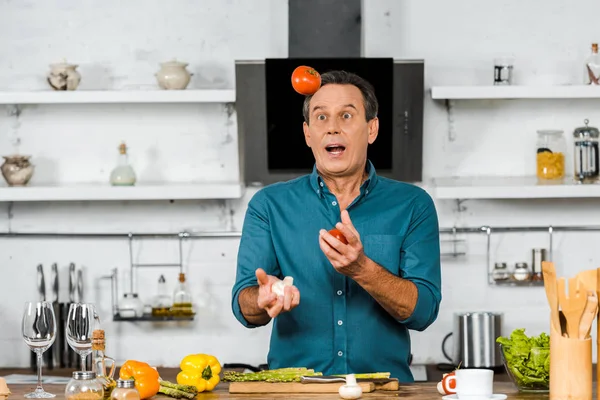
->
[22,301,57,398]
[66,303,95,371]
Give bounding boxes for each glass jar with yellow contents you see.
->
[536,130,566,183]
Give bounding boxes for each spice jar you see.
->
[111,380,139,400]
[572,119,599,184]
[65,371,104,400]
[492,262,510,282]
[536,130,566,182]
[513,262,531,281]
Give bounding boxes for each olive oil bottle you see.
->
[171,273,194,317]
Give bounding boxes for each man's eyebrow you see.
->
[311,104,358,113]
[311,105,326,113]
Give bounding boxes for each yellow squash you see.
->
[177,354,221,392]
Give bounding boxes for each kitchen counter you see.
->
[0,368,556,399]
[6,382,535,400]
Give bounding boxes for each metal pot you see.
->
[442,311,503,369]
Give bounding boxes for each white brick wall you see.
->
[1,0,599,369]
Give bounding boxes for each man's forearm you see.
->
[353,258,418,321]
[239,286,272,326]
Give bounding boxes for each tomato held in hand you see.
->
[328,228,348,245]
[291,66,321,95]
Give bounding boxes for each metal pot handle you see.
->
[441,332,453,363]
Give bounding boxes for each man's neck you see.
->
[319,164,368,210]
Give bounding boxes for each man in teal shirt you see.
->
[231,70,441,382]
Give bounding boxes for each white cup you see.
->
[454,369,494,399]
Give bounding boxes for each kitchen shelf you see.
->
[0,182,244,201]
[433,176,600,199]
[113,313,195,322]
[431,85,600,100]
[0,89,235,104]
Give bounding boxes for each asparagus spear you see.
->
[158,386,196,399]
[222,368,323,382]
[333,372,391,379]
[159,380,198,394]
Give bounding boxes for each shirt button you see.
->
[332,201,337,206]
[337,320,343,326]
[337,290,343,295]
[366,190,369,194]
[320,182,324,187]
[338,351,343,357]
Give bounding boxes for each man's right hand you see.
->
[255,268,301,318]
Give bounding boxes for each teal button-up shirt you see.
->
[231,161,441,382]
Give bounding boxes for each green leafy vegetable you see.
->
[496,328,550,390]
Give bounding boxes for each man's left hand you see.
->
[319,210,368,278]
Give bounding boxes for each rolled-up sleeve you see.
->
[231,190,281,328]
[397,191,442,331]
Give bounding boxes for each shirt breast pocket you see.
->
[362,234,404,275]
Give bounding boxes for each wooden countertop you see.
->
[6,382,533,400]
[0,368,551,399]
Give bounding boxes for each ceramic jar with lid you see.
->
[118,293,144,318]
[155,60,192,90]
[65,371,104,400]
[536,130,566,183]
[1,155,34,186]
[572,119,599,184]
[47,62,81,91]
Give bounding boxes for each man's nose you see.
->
[326,118,340,134]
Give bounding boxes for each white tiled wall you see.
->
[1,0,600,368]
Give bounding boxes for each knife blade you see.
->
[37,264,46,301]
[300,376,346,383]
[69,263,76,303]
[50,263,61,367]
[77,269,84,303]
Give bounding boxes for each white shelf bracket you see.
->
[444,99,456,142]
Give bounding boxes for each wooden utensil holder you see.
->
[550,323,592,400]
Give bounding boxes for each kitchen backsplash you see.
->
[2,0,600,368]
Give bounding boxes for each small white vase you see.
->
[47,62,81,91]
[155,60,192,90]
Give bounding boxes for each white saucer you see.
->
[442,395,507,400]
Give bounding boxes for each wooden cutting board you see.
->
[228,381,375,393]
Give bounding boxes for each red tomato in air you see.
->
[291,66,321,95]
[328,228,348,245]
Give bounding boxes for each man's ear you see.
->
[367,117,379,144]
[303,121,311,147]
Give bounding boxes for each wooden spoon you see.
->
[557,277,588,338]
[542,262,562,334]
[579,291,598,339]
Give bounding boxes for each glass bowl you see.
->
[499,344,549,393]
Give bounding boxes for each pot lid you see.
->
[573,119,599,138]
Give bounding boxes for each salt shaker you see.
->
[111,379,140,400]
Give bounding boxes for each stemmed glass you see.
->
[66,303,95,371]
[22,301,57,398]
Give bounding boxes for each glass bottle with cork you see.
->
[585,43,600,85]
[110,142,136,186]
[171,273,194,317]
[151,275,173,317]
[92,329,116,399]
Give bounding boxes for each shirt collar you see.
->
[310,160,379,197]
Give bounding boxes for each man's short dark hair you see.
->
[302,70,378,124]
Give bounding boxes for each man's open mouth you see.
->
[325,144,346,155]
